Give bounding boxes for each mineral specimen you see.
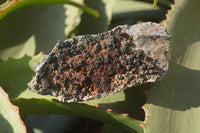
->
[28,22,170,102]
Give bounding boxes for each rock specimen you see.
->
[28,22,170,102]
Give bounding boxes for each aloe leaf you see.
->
[0,0,99,20]
[0,87,26,133]
[77,0,116,34]
[12,98,144,133]
[0,53,55,99]
[84,84,146,122]
[0,4,76,61]
[143,0,200,132]
[111,0,166,28]
[153,0,158,8]
[85,85,146,132]
[0,0,99,61]
[135,0,172,9]
[64,0,84,37]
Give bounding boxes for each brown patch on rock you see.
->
[28,22,170,102]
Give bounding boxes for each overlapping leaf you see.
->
[0,87,26,133]
[144,0,200,132]
[0,0,99,20]
[0,0,98,61]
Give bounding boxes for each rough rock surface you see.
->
[28,22,170,102]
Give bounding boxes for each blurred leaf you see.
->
[0,87,26,133]
[77,0,116,34]
[0,0,98,61]
[0,0,99,20]
[0,53,55,99]
[114,0,159,14]
[135,0,172,9]
[111,0,167,28]
[64,0,84,37]
[101,123,132,133]
[144,0,200,132]
[153,0,158,8]
[25,115,91,133]
[0,5,67,61]
[12,98,144,133]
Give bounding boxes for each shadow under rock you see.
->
[98,63,200,120]
[99,84,147,121]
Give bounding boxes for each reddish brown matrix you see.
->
[28,22,170,102]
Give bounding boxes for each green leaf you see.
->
[0,3,85,61]
[64,0,84,37]
[101,123,131,133]
[12,98,144,133]
[77,0,116,34]
[0,0,98,61]
[153,0,159,8]
[0,87,26,133]
[0,5,66,61]
[0,53,55,99]
[144,0,200,132]
[134,0,172,9]
[111,0,166,28]
[84,84,146,122]
[0,0,99,20]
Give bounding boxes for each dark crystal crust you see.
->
[28,22,170,102]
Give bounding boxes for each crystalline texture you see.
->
[28,22,170,102]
